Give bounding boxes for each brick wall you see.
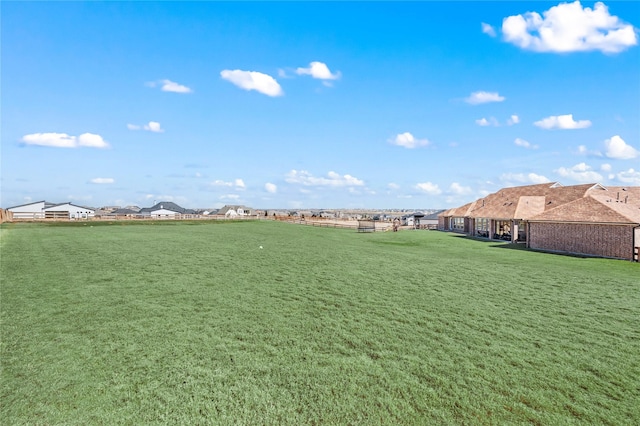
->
[529,222,633,260]
[438,216,448,230]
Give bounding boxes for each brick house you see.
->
[527,187,640,260]
[439,182,640,261]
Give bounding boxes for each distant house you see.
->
[106,208,140,218]
[402,212,425,228]
[138,202,195,219]
[439,182,640,261]
[319,211,336,218]
[218,205,254,217]
[262,210,288,217]
[421,211,444,229]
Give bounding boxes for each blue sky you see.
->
[2,1,639,210]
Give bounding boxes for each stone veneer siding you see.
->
[529,222,634,260]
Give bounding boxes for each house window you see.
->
[451,217,464,231]
[475,218,489,237]
[494,220,511,240]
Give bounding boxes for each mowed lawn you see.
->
[1,221,638,425]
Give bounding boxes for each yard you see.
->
[1,220,638,424]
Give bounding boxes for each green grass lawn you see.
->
[1,220,639,425]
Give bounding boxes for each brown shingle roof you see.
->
[468,182,566,219]
[440,200,477,218]
[442,182,640,225]
[530,194,640,224]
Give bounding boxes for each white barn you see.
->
[44,203,95,219]
[7,200,50,219]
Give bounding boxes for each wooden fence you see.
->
[266,216,358,229]
[0,209,13,224]
[2,212,398,232]
[266,216,397,231]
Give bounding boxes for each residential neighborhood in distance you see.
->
[3,199,442,223]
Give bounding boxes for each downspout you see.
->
[634,224,640,262]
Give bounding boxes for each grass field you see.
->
[1,220,639,425]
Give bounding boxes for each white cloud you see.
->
[210,179,246,189]
[502,1,638,54]
[465,91,505,105]
[277,68,288,78]
[617,168,640,185]
[160,79,192,93]
[78,133,109,148]
[482,22,497,37]
[265,183,277,194]
[295,61,341,80]
[555,162,603,182]
[514,138,538,149]
[147,79,192,93]
[285,170,364,187]
[600,163,612,172]
[449,182,472,195]
[534,114,591,129]
[476,115,518,126]
[387,183,400,190]
[22,132,76,148]
[415,182,442,195]
[220,69,283,97]
[144,121,164,133]
[21,132,109,149]
[604,135,639,159]
[475,117,499,127]
[90,178,114,184]
[389,132,430,148]
[501,172,551,184]
[128,121,165,133]
[576,144,602,156]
